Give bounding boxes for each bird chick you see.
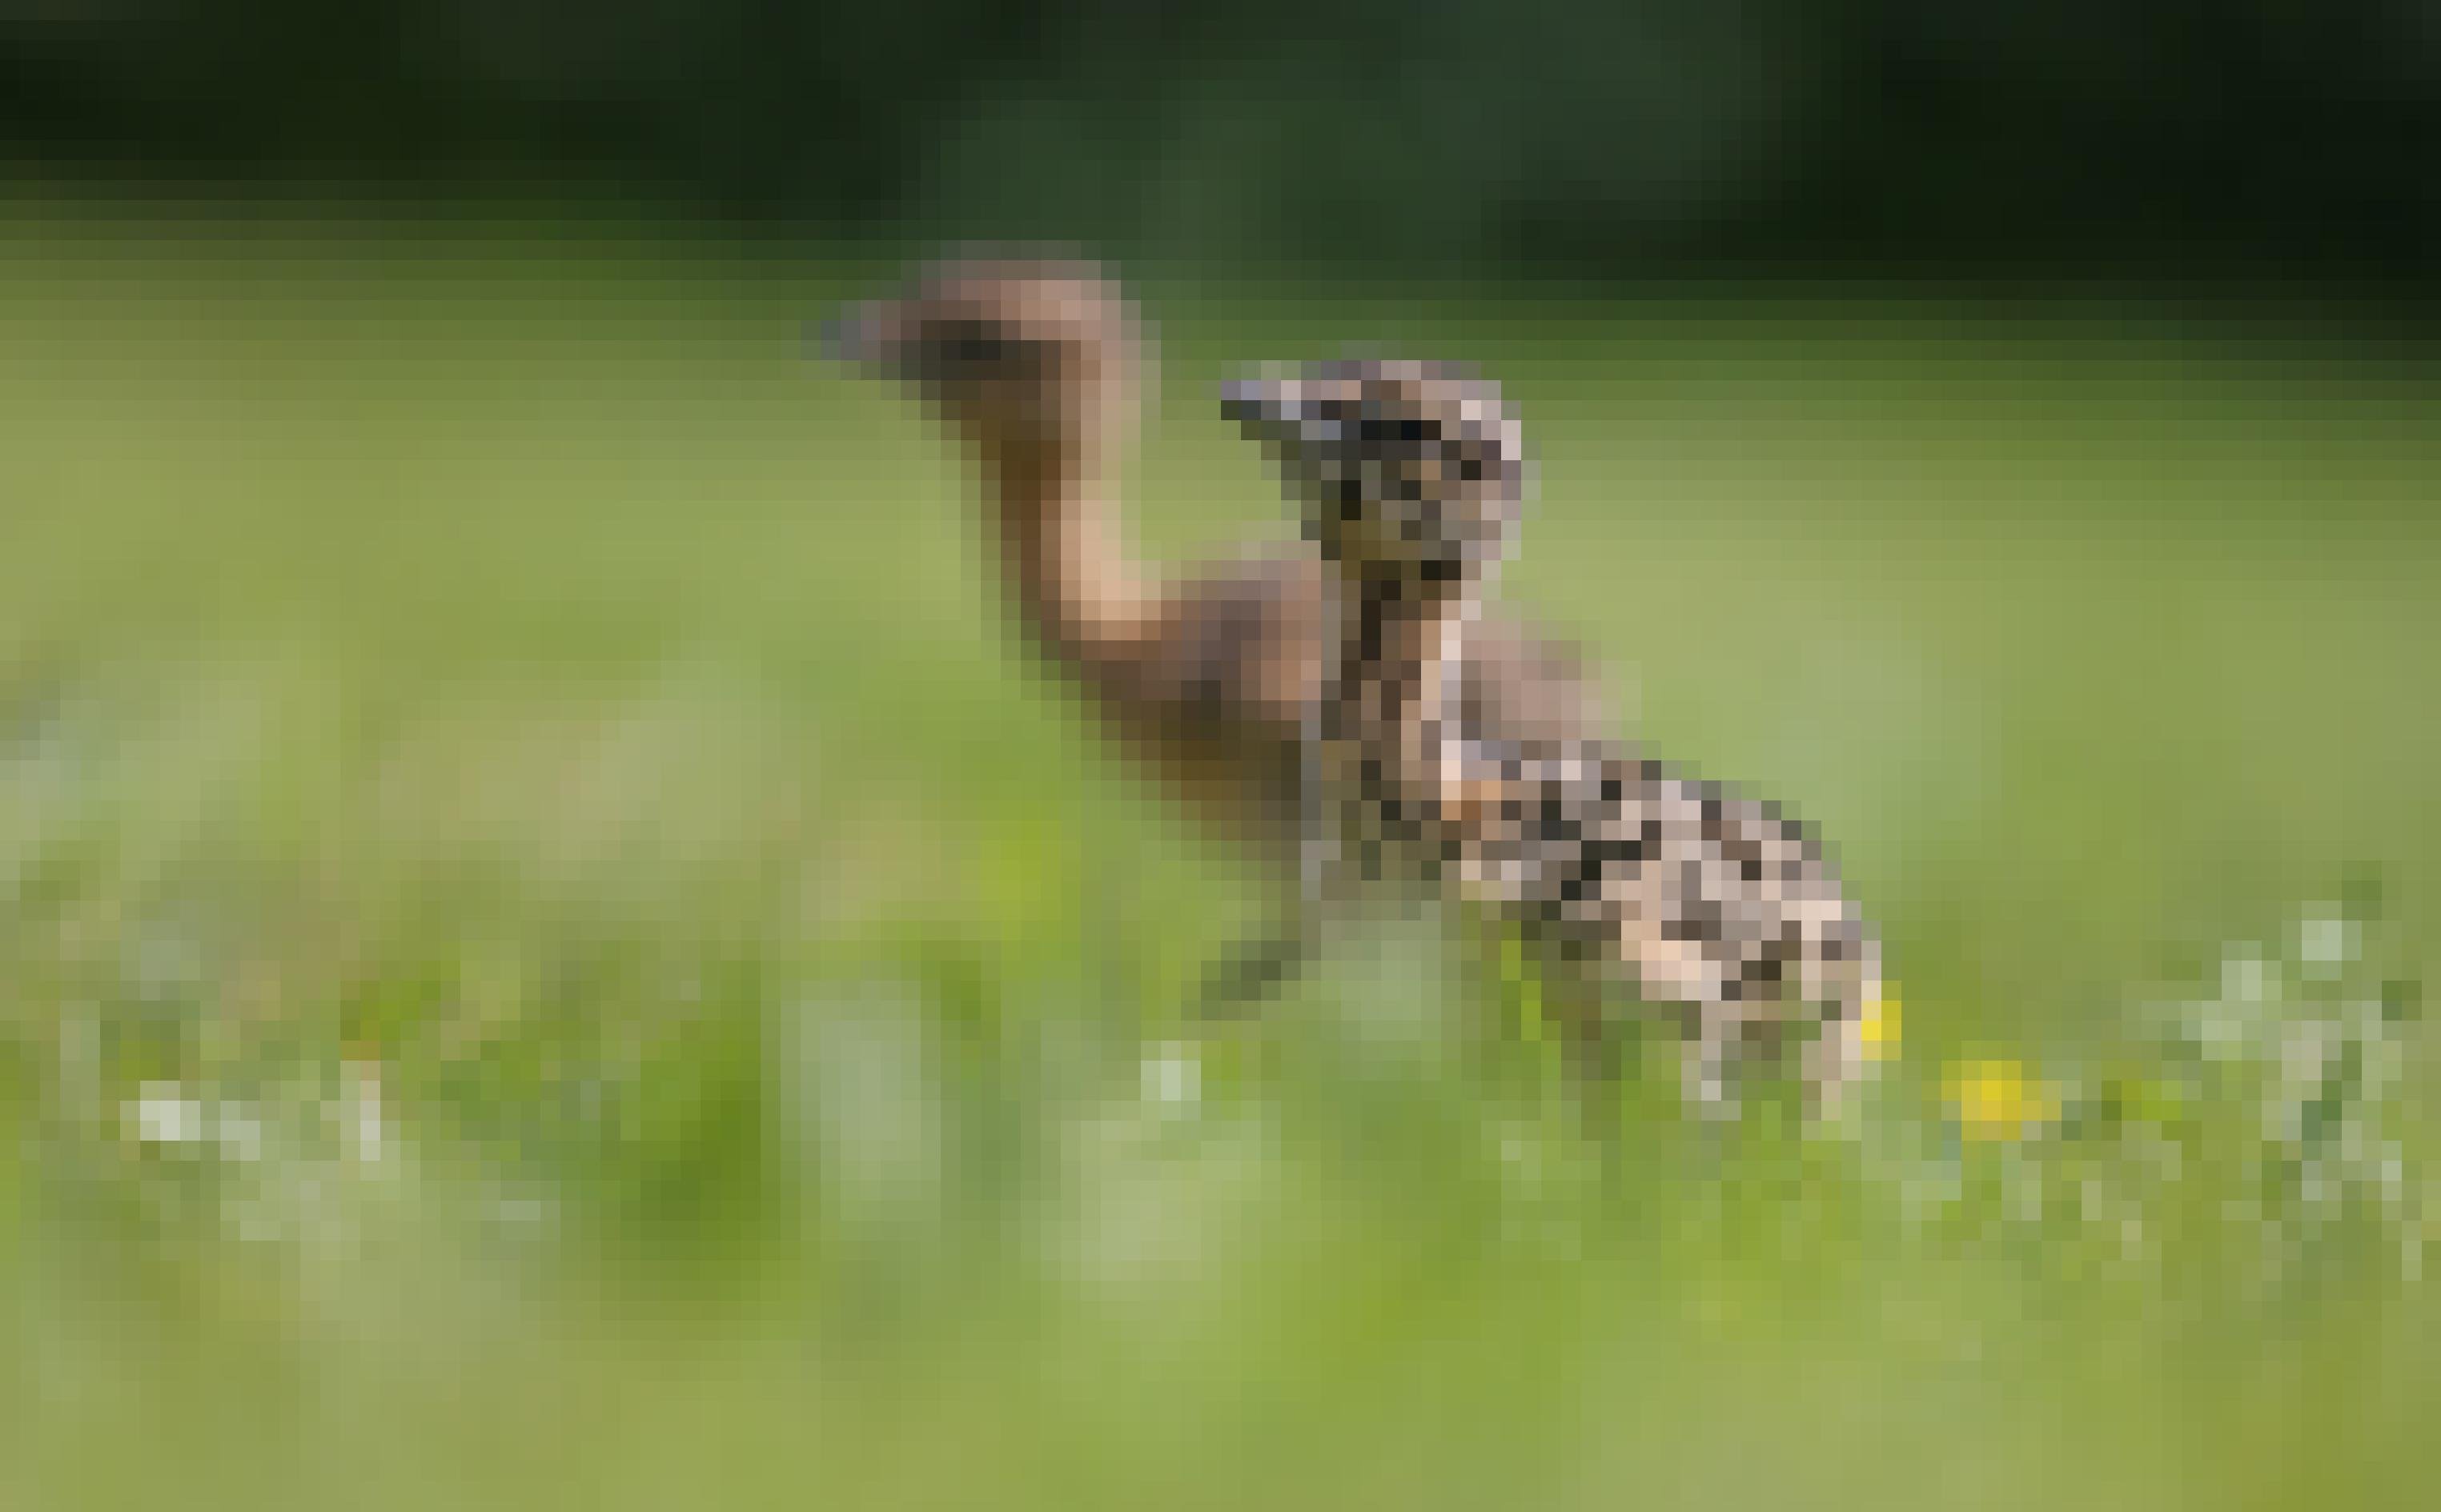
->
[1225,357,1883,1119]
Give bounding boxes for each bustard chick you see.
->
[1224,357,1884,1118]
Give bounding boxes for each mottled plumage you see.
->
[1226,357,1881,1116]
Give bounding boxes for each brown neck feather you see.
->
[1335,568,1467,749]
[971,411,1155,686]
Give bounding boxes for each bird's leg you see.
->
[1190,924,1322,1019]
[1798,976,1873,1126]
[1680,1001,1744,1122]
[1185,819,1349,1020]
[1191,664,1352,1021]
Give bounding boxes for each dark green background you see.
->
[4,0,2438,278]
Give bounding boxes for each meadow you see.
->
[2,206,2435,1509]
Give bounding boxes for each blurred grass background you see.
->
[1,201,2435,1508]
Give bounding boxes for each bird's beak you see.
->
[1218,373,1291,431]
[1222,370,1339,455]
[1220,373,1318,443]
[815,297,909,376]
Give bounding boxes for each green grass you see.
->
[1,206,2435,1509]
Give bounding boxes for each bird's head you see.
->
[1223,357,1531,591]
[821,256,1146,461]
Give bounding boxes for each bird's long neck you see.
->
[1330,567,1467,759]
[974,415,1156,686]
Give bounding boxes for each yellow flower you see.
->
[1944,1058,2058,1142]
[1859,985,1901,1061]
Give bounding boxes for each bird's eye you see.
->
[933,323,1020,374]
[1455,452,1486,483]
[950,335,1007,367]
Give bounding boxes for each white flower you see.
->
[1141,1041,1201,1111]
[2296,910,2357,972]
[2220,949,2273,1007]
[126,1083,203,1145]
